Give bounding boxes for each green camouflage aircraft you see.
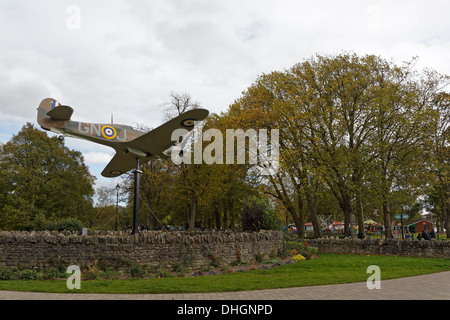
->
[37,98,209,178]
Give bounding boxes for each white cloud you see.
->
[83,152,113,165]
[0,0,449,186]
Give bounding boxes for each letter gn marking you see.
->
[101,125,117,139]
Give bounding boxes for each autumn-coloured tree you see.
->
[427,88,450,237]
[224,53,449,238]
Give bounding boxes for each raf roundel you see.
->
[101,125,117,140]
[181,118,196,128]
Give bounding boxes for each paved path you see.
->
[0,271,448,300]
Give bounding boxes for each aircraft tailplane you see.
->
[37,98,73,131]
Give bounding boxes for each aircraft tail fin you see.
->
[37,98,73,130]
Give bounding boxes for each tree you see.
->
[140,157,176,230]
[427,87,450,237]
[366,60,439,238]
[0,123,95,230]
[163,91,201,121]
[224,75,311,236]
[288,53,396,237]
[199,112,259,230]
[221,53,449,238]
[163,92,203,231]
[90,185,128,231]
[118,95,257,231]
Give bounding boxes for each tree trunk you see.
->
[223,197,230,230]
[281,197,304,237]
[291,210,304,237]
[306,194,321,238]
[339,194,354,237]
[346,197,354,238]
[188,197,197,231]
[382,198,393,238]
[356,194,365,237]
[214,205,221,230]
[294,198,305,237]
[445,183,450,238]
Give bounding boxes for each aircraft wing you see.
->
[101,152,138,178]
[101,108,209,177]
[128,108,209,155]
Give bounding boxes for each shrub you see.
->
[0,268,14,280]
[97,257,132,272]
[281,241,304,256]
[260,205,284,231]
[17,269,41,280]
[48,257,67,273]
[171,254,194,273]
[241,197,284,231]
[241,199,263,231]
[292,254,306,263]
[51,218,83,232]
[155,270,174,278]
[42,267,62,280]
[209,255,221,268]
[32,213,48,231]
[129,263,149,278]
[255,250,265,262]
[262,259,278,264]
[33,215,83,232]
[83,261,100,280]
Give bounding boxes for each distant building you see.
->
[305,222,314,232]
[403,218,434,234]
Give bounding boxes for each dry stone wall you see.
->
[0,230,284,271]
[305,238,450,258]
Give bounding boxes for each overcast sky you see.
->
[1,0,449,190]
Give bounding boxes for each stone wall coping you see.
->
[303,237,450,247]
[299,237,450,258]
[0,230,284,245]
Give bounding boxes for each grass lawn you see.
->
[0,254,448,294]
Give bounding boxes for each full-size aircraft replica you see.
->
[38,97,208,234]
[37,98,209,178]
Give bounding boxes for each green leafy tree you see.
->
[0,123,95,230]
